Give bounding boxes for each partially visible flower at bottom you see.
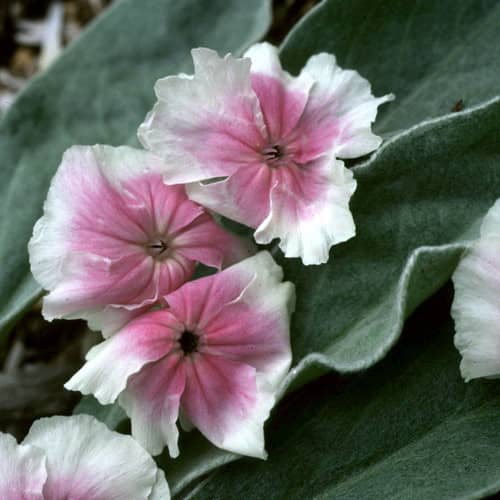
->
[0,414,169,500]
[452,199,500,380]
[66,251,295,459]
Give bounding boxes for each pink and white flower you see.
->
[452,199,500,380]
[0,414,169,499]
[65,252,295,459]
[138,42,393,265]
[29,145,252,335]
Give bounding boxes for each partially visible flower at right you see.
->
[452,199,500,380]
[65,252,295,459]
[0,414,168,500]
[28,144,253,337]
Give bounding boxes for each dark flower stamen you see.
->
[147,239,168,256]
[262,144,284,164]
[179,330,199,355]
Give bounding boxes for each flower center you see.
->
[262,144,285,166]
[145,238,169,259]
[179,330,199,355]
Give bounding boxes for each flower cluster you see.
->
[8,42,393,495]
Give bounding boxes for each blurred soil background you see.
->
[0,0,318,439]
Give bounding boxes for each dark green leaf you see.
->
[0,0,271,340]
[157,431,237,497]
[280,96,500,389]
[192,286,500,500]
[281,0,500,132]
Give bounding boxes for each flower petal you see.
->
[290,53,394,161]
[254,157,356,265]
[452,201,500,381]
[41,251,158,320]
[182,353,274,459]
[202,251,294,391]
[138,48,266,183]
[119,354,186,457]
[23,415,165,500]
[172,211,255,270]
[0,432,46,500]
[149,470,170,500]
[244,42,314,140]
[65,310,180,404]
[187,163,273,229]
[164,251,275,331]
